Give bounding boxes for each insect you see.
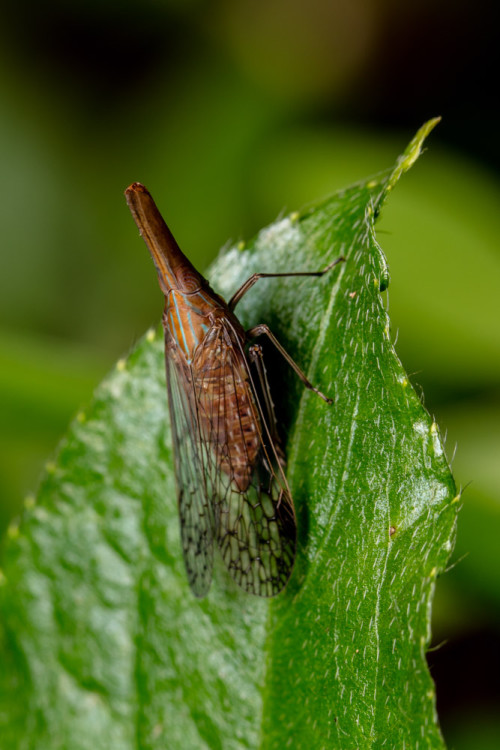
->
[125,182,344,597]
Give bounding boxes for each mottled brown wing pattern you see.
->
[191,321,296,597]
[165,338,214,597]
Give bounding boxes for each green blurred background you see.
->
[1,1,499,746]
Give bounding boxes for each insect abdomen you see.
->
[194,330,261,492]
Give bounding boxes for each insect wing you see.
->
[192,322,296,597]
[165,340,214,597]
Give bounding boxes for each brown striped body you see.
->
[126,181,298,597]
[164,287,261,491]
[191,321,261,492]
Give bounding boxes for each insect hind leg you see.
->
[246,325,333,404]
[248,344,281,447]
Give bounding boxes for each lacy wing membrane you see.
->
[192,321,296,597]
[165,338,214,597]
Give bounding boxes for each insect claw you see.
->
[311,387,333,404]
[323,255,346,273]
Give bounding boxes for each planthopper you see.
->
[125,183,344,597]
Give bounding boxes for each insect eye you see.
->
[177,266,200,292]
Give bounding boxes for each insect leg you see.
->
[246,325,333,404]
[228,256,345,310]
[248,344,281,446]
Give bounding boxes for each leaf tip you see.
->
[387,117,441,191]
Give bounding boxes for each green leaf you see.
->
[0,120,458,749]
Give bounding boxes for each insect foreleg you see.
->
[246,325,333,404]
[228,256,345,311]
